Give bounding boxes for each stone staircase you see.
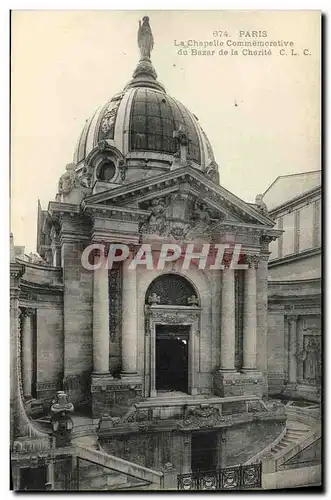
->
[245,421,311,465]
[71,435,163,490]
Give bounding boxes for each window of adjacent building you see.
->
[282,212,295,256]
[299,203,314,252]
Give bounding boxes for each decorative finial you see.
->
[138,16,154,60]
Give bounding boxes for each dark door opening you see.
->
[191,432,217,472]
[156,325,189,393]
[20,466,47,491]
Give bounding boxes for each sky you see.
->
[10,10,320,252]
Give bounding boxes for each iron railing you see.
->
[177,463,262,491]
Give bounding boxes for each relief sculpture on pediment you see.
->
[139,197,169,235]
[139,193,218,240]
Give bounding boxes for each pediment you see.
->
[82,166,275,230]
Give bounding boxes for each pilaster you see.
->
[21,308,35,400]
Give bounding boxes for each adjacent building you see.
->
[264,171,322,401]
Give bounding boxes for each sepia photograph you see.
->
[9,10,321,491]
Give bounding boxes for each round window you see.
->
[98,160,116,182]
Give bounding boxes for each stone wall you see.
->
[268,253,321,281]
[101,419,285,473]
[266,311,286,395]
[62,241,93,400]
[36,306,64,401]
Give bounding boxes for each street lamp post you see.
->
[50,391,74,447]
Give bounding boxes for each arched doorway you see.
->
[145,274,201,397]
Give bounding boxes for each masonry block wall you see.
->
[36,306,64,400]
[62,240,93,403]
[267,311,286,395]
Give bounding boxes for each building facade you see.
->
[10,18,321,491]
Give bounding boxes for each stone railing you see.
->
[126,395,268,422]
[74,443,164,490]
[285,404,321,426]
[97,404,286,438]
[72,423,98,438]
[275,426,321,471]
[12,435,54,454]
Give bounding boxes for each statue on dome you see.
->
[58,163,78,195]
[173,126,189,166]
[138,16,154,59]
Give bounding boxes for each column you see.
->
[243,256,258,371]
[21,308,34,400]
[46,460,55,489]
[121,257,138,376]
[219,264,236,371]
[150,324,156,397]
[256,254,269,374]
[287,316,298,384]
[92,254,110,375]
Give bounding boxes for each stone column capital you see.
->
[261,234,277,244]
[287,315,297,324]
[22,308,35,318]
[244,255,260,269]
[222,252,234,269]
[128,243,140,257]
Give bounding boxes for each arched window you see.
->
[145,273,198,306]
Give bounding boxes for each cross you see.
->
[173,126,189,164]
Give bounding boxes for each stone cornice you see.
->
[268,294,320,307]
[48,201,80,217]
[10,262,25,280]
[268,185,321,217]
[268,277,321,286]
[84,202,147,221]
[268,246,321,268]
[20,278,64,296]
[82,166,275,227]
[16,258,61,272]
[213,221,282,237]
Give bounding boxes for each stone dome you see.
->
[73,19,219,190]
